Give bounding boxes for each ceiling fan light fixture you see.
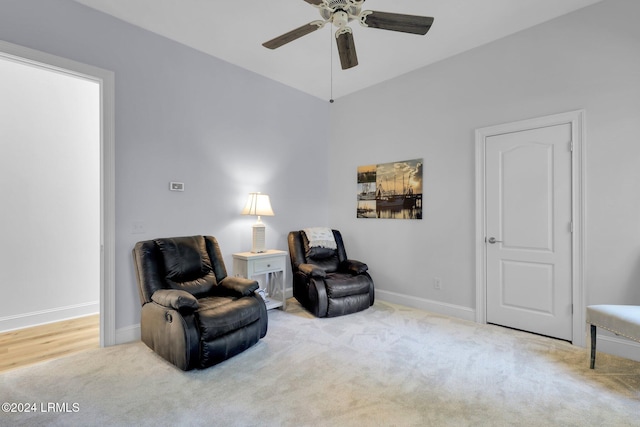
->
[332,10,349,28]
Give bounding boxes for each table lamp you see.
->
[241,192,274,253]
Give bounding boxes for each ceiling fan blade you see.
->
[336,30,358,70]
[361,11,434,35]
[304,0,325,5]
[263,22,323,49]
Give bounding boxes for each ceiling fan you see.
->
[262,0,434,70]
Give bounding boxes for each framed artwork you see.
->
[357,158,423,219]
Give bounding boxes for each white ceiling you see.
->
[73,0,603,100]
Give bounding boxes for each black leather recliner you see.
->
[132,235,267,370]
[288,229,374,317]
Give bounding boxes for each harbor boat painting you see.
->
[357,159,423,219]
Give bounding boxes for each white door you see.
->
[485,123,573,341]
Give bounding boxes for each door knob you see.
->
[487,237,502,244]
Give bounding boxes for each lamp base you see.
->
[251,222,266,253]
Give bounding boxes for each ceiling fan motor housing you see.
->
[327,0,349,8]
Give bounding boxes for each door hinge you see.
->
[569,141,574,152]
[569,221,574,233]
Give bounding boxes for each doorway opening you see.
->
[0,40,115,348]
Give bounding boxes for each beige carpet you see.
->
[1,300,639,426]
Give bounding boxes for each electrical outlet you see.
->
[132,221,145,234]
[434,277,442,290]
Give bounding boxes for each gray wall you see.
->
[329,0,640,320]
[0,0,330,334]
[2,0,639,354]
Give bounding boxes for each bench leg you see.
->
[590,324,597,369]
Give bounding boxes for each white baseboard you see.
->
[0,301,99,333]
[113,294,640,365]
[593,334,640,363]
[376,291,640,363]
[115,323,141,345]
[375,291,640,363]
[376,289,476,322]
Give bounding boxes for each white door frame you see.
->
[475,110,586,346]
[0,40,116,347]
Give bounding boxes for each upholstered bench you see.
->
[586,305,640,369]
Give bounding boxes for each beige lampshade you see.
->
[241,193,274,217]
[241,193,274,253]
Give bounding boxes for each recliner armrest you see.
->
[151,289,199,312]
[341,259,368,275]
[298,263,327,278]
[218,276,259,296]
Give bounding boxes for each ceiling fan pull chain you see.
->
[329,34,334,103]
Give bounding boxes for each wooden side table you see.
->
[232,250,287,310]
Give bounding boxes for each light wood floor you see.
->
[0,314,100,373]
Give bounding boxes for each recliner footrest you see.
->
[325,273,371,298]
[327,293,371,318]
[197,297,262,341]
